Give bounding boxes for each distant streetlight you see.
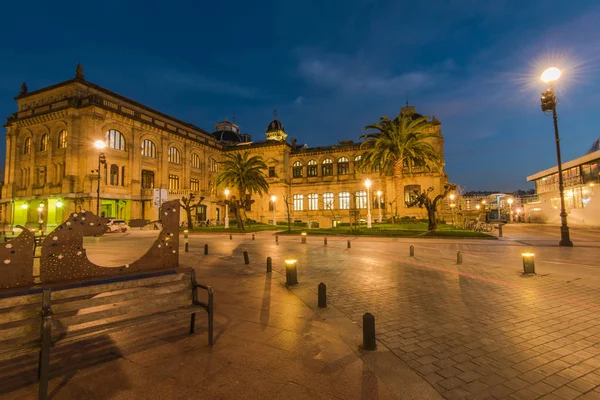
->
[224,189,230,229]
[364,179,372,228]
[450,202,456,225]
[376,190,382,223]
[94,140,106,216]
[507,198,514,222]
[540,66,572,246]
[271,195,276,226]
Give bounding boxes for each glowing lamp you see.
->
[271,195,276,202]
[56,201,63,208]
[21,204,28,209]
[541,67,561,83]
[94,140,106,150]
[364,179,372,189]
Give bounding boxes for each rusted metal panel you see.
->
[40,201,180,284]
[0,227,35,290]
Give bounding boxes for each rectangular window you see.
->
[322,164,333,176]
[323,193,334,210]
[142,170,154,189]
[190,178,200,191]
[308,193,319,210]
[169,174,179,190]
[293,194,304,211]
[374,193,385,209]
[269,166,276,177]
[339,192,350,210]
[355,191,367,209]
[307,163,318,177]
[404,185,420,204]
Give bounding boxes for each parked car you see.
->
[106,219,128,233]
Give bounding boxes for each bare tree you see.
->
[282,194,293,233]
[180,195,205,229]
[405,183,457,231]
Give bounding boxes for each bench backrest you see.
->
[0,289,46,357]
[48,270,194,340]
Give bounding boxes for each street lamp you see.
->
[450,202,456,225]
[540,67,573,246]
[37,204,44,231]
[376,190,382,223]
[271,195,276,226]
[224,189,230,229]
[507,198,514,223]
[94,140,106,216]
[364,179,372,228]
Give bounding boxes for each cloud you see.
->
[156,69,259,99]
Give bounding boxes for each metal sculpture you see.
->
[0,227,35,289]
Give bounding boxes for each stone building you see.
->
[1,65,448,229]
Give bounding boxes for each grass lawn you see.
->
[189,222,494,238]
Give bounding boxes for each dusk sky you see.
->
[1,0,599,191]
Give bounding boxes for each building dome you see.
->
[212,130,243,143]
[266,119,285,133]
[265,117,287,141]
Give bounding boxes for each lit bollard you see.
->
[522,253,535,274]
[410,245,414,257]
[184,229,189,239]
[362,313,377,351]
[347,240,351,249]
[252,234,255,241]
[301,232,307,244]
[318,282,327,308]
[243,250,250,265]
[185,242,189,252]
[284,259,298,286]
[184,229,189,252]
[324,237,327,246]
[457,251,462,265]
[204,244,208,255]
[266,257,272,273]
[276,235,279,245]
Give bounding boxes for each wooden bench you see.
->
[0,268,213,399]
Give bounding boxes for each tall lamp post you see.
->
[376,190,382,223]
[224,189,230,229]
[540,67,573,246]
[507,198,514,223]
[271,195,277,226]
[365,179,372,228]
[94,140,106,216]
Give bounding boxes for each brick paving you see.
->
[201,231,600,400]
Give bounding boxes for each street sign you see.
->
[153,188,168,208]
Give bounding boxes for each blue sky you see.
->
[1,0,600,191]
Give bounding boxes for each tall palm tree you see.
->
[360,111,443,216]
[214,151,269,230]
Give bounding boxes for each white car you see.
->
[106,219,128,233]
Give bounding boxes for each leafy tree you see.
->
[405,183,457,231]
[360,111,443,209]
[180,194,205,229]
[215,151,269,231]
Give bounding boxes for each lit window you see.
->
[141,139,157,158]
[307,160,318,177]
[105,129,126,151]
[292,161,303,178]
[308,193,318,210]
[168,147,181,164]
[355,191,367,209]
[191,153,201,168]
[209,158,218,172]
[337,157,349,175]
[404,185,420,204]
[293,194,304,211]
[323,192,334,210]
[169,174,179,190]
[322,158,333,176]
[191,178,200,191]
[57,130,68,149]
[40,134,48,152]
[339,192,350,210]
[23,137,31,154]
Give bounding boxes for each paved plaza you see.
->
[2,224,600,399]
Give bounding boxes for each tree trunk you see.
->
[392,160,404,223]
[426,206,437,231]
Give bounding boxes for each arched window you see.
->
[337,157,349,175]
[292,161,303,178]
[105,129,126,151]
[23,138,31,155]
[354,155,365,173]
[40,134,48,152]
[355,191,367,209]
[307,160,318,177]
[191,153,201,168]
[372,163,381,173]
[141,139,157,158]
[110,165,119,185]
[339,192,350,210]
[322,158,333,176]
[209,158,218,172]
[57,130,68,149]
[168,147,181,164]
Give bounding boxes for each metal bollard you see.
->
[252,234,255,240]
[347,240,351,249]
[362,313,377,351]
[276,235,279,245]
[243,250,250,265]
[229,234,232,240]
[318,282,327,308]
[184,229,189,239]
[324,237,327,246]
[204,244,208,255]
[284,259,298,286]
[457,251,462,265]
[498,224,503,238]
[266,257,272,273]
[410,245,414,257]
[522,253,535,274]
[185,242,189,252]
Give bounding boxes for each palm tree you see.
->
[214,151,269,231]
[359,111,443,220]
